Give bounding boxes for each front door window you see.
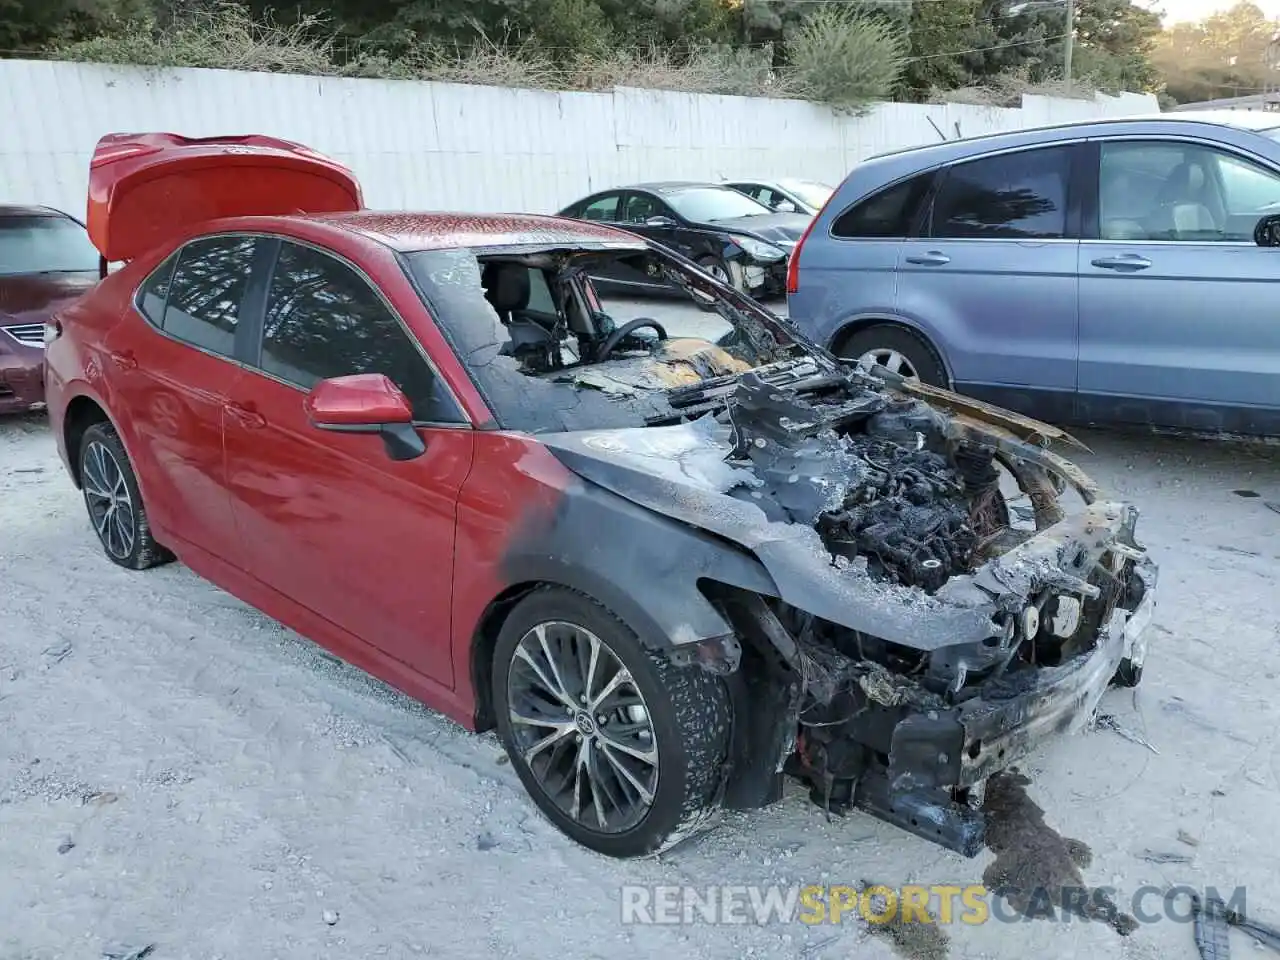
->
[1098,140,1280,242]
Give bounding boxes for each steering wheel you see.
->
[596,317,668,361]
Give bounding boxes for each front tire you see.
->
[493,587,731,858]
[79,421,173,570]
[698,255,745,294]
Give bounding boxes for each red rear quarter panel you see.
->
[45,260,155,477]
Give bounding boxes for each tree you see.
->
[1069,0,1163,91]
[900,0,982,99]
[0,0,155,49]
[1154,2,1280,104]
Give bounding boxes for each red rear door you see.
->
[102,234,269,562]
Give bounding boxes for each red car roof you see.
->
[305,211,648,253]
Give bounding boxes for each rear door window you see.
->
[929,147,1071,239]
[159,235,258,358]
[258,241,464,423]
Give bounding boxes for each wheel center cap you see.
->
[574,712,596,736]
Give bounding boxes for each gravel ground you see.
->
[3,303,1280,960]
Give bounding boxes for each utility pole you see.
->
[1063,0,1075,90]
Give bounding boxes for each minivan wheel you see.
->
[837,324,948,387]
[78,422,174,570]
[493,587,731,858]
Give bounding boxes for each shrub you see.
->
[783,6,907,113]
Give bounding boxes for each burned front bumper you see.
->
[843,555,1157,856]
[778,499,1158,855]
[896,555,1156,786]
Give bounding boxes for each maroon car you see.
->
[0,205,100,415]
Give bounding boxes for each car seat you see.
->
[481,261,531,324]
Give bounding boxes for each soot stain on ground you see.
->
[982,770,1138,936]
[861,883,950,960]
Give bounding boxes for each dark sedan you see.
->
[557,181,811,299]
[0,205,100,415]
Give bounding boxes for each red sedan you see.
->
[46,133,1157,859]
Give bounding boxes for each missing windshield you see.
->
[402,243,815,434]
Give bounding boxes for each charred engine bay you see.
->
[707,371,1127,701]
[718,371,1007,595]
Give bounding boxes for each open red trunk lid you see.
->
[87,133,363,263]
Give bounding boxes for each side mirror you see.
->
[774,200,797,214]
[304,373,425,461]
[1255,213,1280,247]
[645,216,676,228]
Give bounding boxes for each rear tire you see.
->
[836,323,948,387]
[79,422,174,570]
[493,586,731,858]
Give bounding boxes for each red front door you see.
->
[223,372,472,685]
[220,237,475,686]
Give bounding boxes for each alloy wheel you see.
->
[505,621,659,834]
[82,440,136,560]
[704,262,729,284]
[854,347,919,380]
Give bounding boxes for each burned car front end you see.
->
[406,231,1157,855]
[541,370,1156,854]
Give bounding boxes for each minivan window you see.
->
[831,173,935,238]
[161,236,258,358]
[930,147,1071,239]
[260,241,463,423]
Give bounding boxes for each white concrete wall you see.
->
[0,58,1158,219]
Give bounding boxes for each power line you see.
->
[900,31,1071,61]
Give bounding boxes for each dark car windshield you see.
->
[403,244,818,435]
[664,187,773,223]
[0,214,100,276]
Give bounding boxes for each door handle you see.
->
[905,251,951,266]
[225,401,266,429]
[109,350,137,370]
[1090,254,1152,272]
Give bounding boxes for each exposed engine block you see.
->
[816,439,990,592]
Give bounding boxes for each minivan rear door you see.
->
[896,142,1084,424]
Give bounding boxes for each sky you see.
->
[1150,0,1280,25]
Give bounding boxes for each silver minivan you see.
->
[786,111,1280,437]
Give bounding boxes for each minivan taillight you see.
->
[786,215,818,296]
